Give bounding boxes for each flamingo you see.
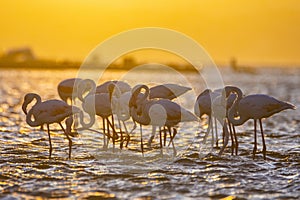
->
[57,78,83,104]
[226,86,296,160]
[57,78,84,131]
[78,79,119,150]
[95,80,131,94]
[111,89,132,148]
[131,83,192,147]
[78,79,131,137]
[195,87,242,156]
[108,83,192,148]
[149,83,191,100]
[22,93,82,159]
[210,90,229,156]
[194,89,223,148]
[226,92,239,155]
[194,89,213,141]
[129,84,198,156]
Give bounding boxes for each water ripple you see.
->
[0,68,299,199]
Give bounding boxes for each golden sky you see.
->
[1,0,300,66]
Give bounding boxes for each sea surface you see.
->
[0,66,299,199]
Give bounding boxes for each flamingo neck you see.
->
[227,93,248,126]
[129,84,149,109]
[130,106,150,125]
[79,110,95,129]
[79,79,96,102]
[26,108,41,127]
[108,83,121,98]
[129,85,151,125]
[22,93,41,115]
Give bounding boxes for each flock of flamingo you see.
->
[22,78,296,160]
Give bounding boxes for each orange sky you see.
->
[1,0,300,66]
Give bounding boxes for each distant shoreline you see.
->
[0,59,298,71]
[0,59,201,72]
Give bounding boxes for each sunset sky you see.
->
[1,0,300,66]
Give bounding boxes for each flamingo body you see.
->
[227,88,296,160]
[96,80,131,94]
[194,89,212,118]
[22,93,80,158]
[232,94,295,123]
[28,100,79,125]
[130,84,197,155]
[57,78,82,103]
[78,79,119,149]
[82,93,114,119]
[149,84,191,100]
[133,99,197,127]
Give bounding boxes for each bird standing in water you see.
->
[195,87,242,156]
[57,78,82,104]
[57,78,85,132]
[226,86,296,160]
[149,83,191,100]
[22,93,82,159]
[129,84,198,156]
[132,83,192,147]
[78,79,119,150]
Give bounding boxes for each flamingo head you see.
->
[77,79,96,102]
[22,93,41,115]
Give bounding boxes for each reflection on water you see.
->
[0,67,299,199]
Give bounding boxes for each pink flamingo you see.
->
[194,89,224,148]
[22,93,82,159]
[95,80,131,94]
[195,87,242,155]
[227,86,296,160]
[129,84,198,156]
[57,78,84,131]
[57,78,83,104]
[149,83,191,100]
[132,83,191,147]
[78,79,119,150]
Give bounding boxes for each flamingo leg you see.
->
[167,127,177,147]
[228,121,235,155]
[202,116,211,146]
[159,126,163,155]
[59,122,72,159]
[140,124,144,157]
[102,118,107,149]
[118,118,123,149]
[200,115,212,154]
[106,117,118,140]
[253,119,257,159]
[148,126,156,148]
[214,117,218,147]
[163,126,167,146]
[218,119,229,156]
[259,119,266,160]
[47,124,52,159]
[106,118,116,152]
[167,126,177,156]
[130,120,137,134]
[111,115,119,146]
[211,116,215,149]
[122,121,130,147]
[232,125,238,155]
[110,116,115,151]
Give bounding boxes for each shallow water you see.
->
[0,67,299,199]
